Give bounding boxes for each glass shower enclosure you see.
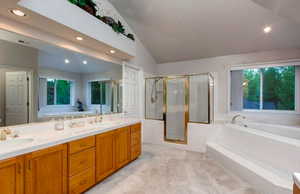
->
[145,73,214,144]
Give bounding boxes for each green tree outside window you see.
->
[242,66,295,110]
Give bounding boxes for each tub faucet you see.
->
[231,114,246,124]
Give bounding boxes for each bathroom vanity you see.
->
[294,185,300,194]
[294,173,300,194]
[0,119,141,194]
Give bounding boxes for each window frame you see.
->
[229,61,300,114]
[86,79,111,107]
[44,78,75,106]
[90,81,106,105]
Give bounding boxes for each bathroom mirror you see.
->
[0,30,122,127]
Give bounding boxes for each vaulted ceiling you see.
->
[108,0,300,63]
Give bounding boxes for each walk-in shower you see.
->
[145,73,214,144]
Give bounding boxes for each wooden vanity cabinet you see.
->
[95,130,116,182]
[0,156,24,194]
[25,144,68,194]
[294,184,300,194]
[68,136,95,154]
[0,123,142,194]
[68,136,96,194]
[115,126,131,169]
[95,124,141,182]
[131,123,141,160]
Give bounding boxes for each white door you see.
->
[123,65,140,117]
[5,72,29,126]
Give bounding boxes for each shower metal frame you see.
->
[163,76,189,144]
[145,73,214,144]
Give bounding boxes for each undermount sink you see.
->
[0,138,34,148]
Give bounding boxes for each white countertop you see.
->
[294,173,300,189]
[0,117,141,161]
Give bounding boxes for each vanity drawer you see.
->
[69,136,95,154]
[69,168,95,194]
[69,148,95,176]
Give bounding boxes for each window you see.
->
[243,69,261,109]
[231,65,296,111]
[47,79,72,105]
[90,81,106,105]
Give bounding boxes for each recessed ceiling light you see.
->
[83,60,87,64]
[110,50,116,54]
[10,9,26,17]
[76,36,83,41]
[263,26,272,34]
[65,59,70,64]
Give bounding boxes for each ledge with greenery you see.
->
[68,0,135,41]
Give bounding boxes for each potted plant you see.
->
[127,34,135,41]
[68,0,135,41]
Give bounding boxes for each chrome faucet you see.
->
[231,114,246,124]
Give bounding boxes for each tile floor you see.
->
[86,144,259,194]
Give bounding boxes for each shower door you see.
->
[164,77,188,144]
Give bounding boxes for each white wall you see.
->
[129,39,157,74]
[93,0,157,74]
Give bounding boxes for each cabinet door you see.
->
[0,157,24,194]
[131,123,142,160]
[25,144,67,194]
[96,130,116,182]
[115,127,131,169]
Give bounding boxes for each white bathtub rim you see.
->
[244,121,300,132]
[207,142,292,192]
[225,123,300,148]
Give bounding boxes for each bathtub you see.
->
[207,122,300,194]
[244,122,300,140]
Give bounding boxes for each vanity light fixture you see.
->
[65,59,70,64]
[76,36,83,41]
[83,60,87,64]
[263,26,272,34]
[110,50,116,54]
[10,9,26,17]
